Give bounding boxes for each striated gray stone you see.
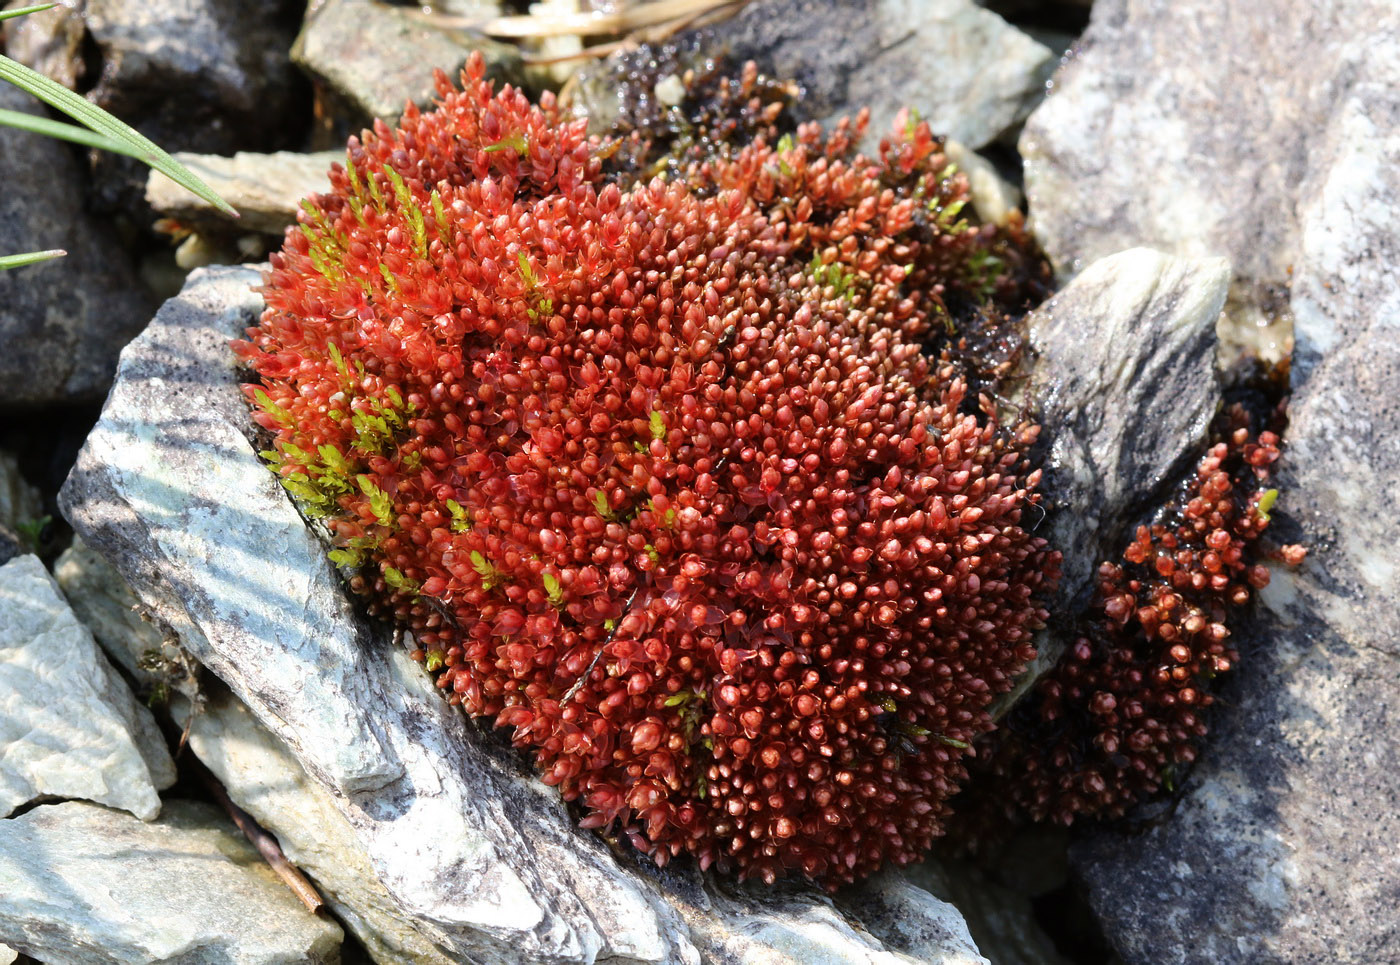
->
[997,248,1227,708]
[0,800,343,964]
[146,150,341,236]
[573,0,1054,150]
[293,0,520,124]
[178,683,461,965]
[0,554,175,820]
[1024,2,1400,962]
[1026,248,1226,609]
[61,265,987,964]
[54,536,192,702]
[0,83,154,406]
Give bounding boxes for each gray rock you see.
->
[0,554,175,820]
[61,265,987,964]
[905,859,1069,965]
[1027,248,1226,608]
[146,150,341,237]
[573,0,1054,150]
[0,800,343,964]
[997,247,1227,709]
[0,83,154,406]
[78,0,305,212]
[293,0,520,125]
[1023,1,1400,961]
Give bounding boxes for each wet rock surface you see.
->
[997,247,1227,708]
[0,83,154,406]
[1024,1,1400,961]
[1026,248,1226,611]
[0,554,175,820]
[573,0,1054,150]
[0,799,343,964]
[60,265,990,964]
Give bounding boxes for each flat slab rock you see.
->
[0,799,342,964]
[0,554,175,820]
[60,264,987,964]
[1024,1,1400,961]
[146,150,343,236]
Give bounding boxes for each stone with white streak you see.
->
[1023,1,1400,961]
[0,554,175,820]
[0,800,342,964]
[60,265,987,964]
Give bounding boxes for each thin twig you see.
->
[199,769,326,915]
[561,585,641,703]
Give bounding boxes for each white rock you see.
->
[0,800,342,965]
[0,554,175,820]
[61,265,988,964]
[0,942,14,965]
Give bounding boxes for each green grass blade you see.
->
[0,249,66,271]
[0,107,134,156]
[0,4,58,22]
[0,52,236,217]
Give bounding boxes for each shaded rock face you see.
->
[0,554,175,820]
[1023,1,1400,961]
[60,266,987,965]
[0,800,343,965]
[572,0,1054,150]
[0,84,154,407]
[0,452,42,566]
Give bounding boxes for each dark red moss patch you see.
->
[234,53,1060,887]
[962,400,1307,830]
